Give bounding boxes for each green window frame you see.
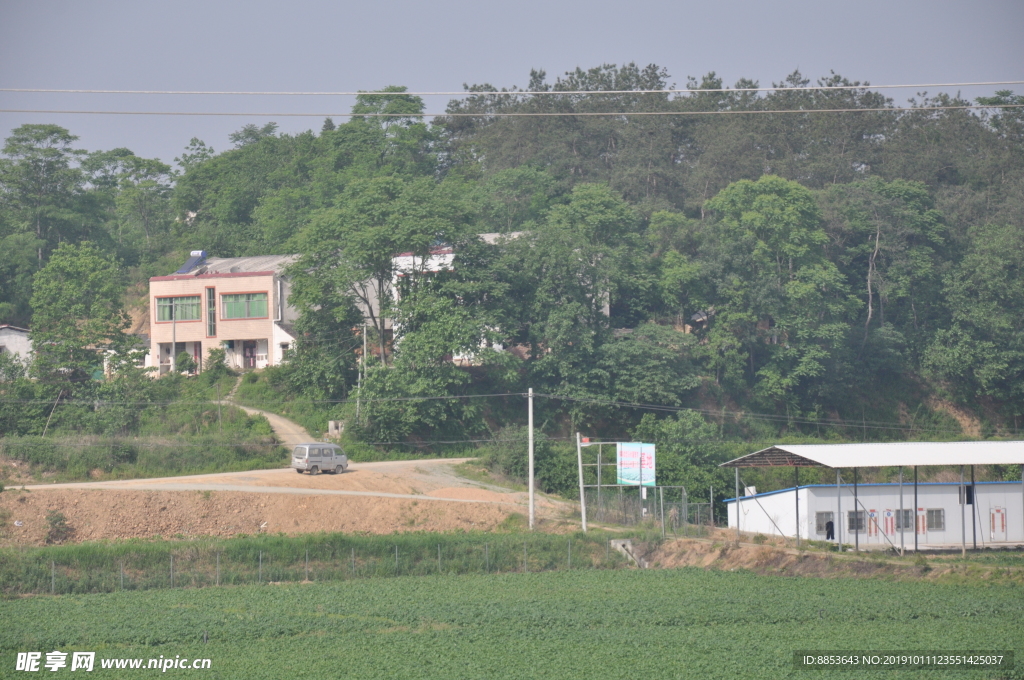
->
[221,293,268,319]
[157,296,201,322]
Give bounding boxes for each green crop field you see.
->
[1,568,1021,679]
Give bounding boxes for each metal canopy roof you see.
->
[720,441,1024,469]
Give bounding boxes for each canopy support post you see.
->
[914,466,919,553]
[853,467,859,553]
[794,467,800,549]
[960,465,966,557]
[971,465,977,550]
[899,466,904,557]
[735,467,740,544]
[836,469,842,550]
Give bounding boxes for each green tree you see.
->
[0,125,90,264]
[292,176,471,362]
[700,176,859,409]
[924,222,1024,406]
[29,242,138,390]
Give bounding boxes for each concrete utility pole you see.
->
[171,298,176,373]
[528,388,535,530]
[355,323,366,423]
[576,432,587,532]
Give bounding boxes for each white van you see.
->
[291,443,348,475]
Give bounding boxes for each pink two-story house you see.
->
[148,252,298,374]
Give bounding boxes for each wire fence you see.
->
[584,486,713,537]
[0,534,635,597]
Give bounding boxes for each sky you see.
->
[1,0,1022,167]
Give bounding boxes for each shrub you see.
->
[45,510,73,544]
[175,352,197,375]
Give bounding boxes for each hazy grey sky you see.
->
[1,0,1022,166]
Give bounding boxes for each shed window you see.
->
[895,509,913,531]
[222,293,268,319]
[926,509,944,531]
[847,511,865,532]
[815,512,833,534]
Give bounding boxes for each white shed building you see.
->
[726,481,1023,548]
[721,441,1024,550]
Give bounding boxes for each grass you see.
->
[452,461,527,492]
[0,531,629,597]
[0,567,1020,679]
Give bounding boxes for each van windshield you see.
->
[293,447,307,458]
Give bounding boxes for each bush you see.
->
[175,352,196,375]
[45,510,73,544]
[203,347,231,381]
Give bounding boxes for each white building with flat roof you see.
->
[726,481,1023,548]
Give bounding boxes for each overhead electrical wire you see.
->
[2,80,1022,96]
[1,390,1011,436]
[1,104,1021,118]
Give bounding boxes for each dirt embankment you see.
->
[643,534,1024,584]
[0,487,517,545]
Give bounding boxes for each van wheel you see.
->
[310,466,319,475]
[336,466,344,474]
[296,469,304,474]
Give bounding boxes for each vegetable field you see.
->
[1,568,1021,679]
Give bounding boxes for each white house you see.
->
[0,324,31,364]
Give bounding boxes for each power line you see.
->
[1,104,1022,119]
[1,390,1011,436]
[1,81,1022,96]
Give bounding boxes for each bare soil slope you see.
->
[0,460,566,546]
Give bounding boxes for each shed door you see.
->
[990,507,1007,542]
[883,509,895,535]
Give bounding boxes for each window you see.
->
[815,512,833,534]
[895,509,914,531]
[926,509,944,531]
[157,296,201,321]
[847,511,865,532]
[206,288,216,336]
[221,293,268,319]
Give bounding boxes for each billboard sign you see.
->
[616,442,655,486]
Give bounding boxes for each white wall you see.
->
[728,481,1024,546]
[0,327,32,363]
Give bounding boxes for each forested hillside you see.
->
[2,65,1023,480]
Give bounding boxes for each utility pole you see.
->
[528,388,535,530]
[576,432,587,532]
[170,298,176,373]
[355,323,366,423]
